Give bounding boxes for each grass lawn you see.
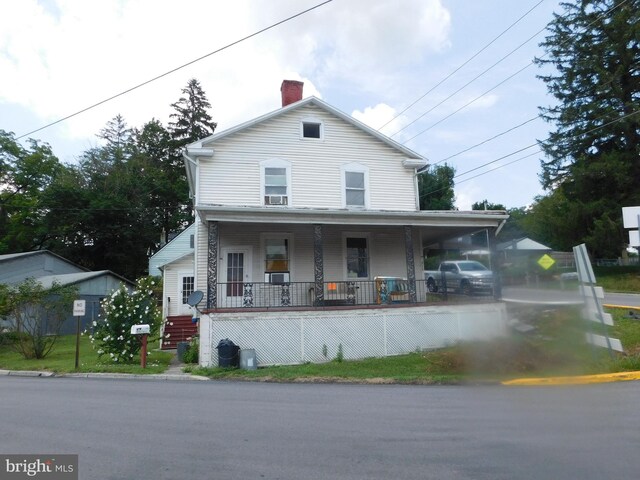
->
[0,334,173,374]
[594,266,640,293]
[188,305,640,383]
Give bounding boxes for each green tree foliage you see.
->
[520,192,582,252]
[417,164,456,210]
[535,0,640,256]
[135,119,191,242]
[169,78,218,145]
[0,131,62,253]
[0,79,216,279]
[471,200,506,211]
[88,277,161,363]
[0,278,78,359]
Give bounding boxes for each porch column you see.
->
[207,221,219,309]
[313,224,324,306]
[487,227,502,300]
[404,225,418,303]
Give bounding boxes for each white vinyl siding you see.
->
[197,104,417,211]
[194,223,418,285]
[148,224,196,277]
[164,255,195,316]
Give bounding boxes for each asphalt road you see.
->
[502,287,640,307]
[2,377,640,479]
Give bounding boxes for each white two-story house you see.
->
[179,80,510,366]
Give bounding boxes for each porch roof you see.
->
[195,204,508,244]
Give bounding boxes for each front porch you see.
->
[209,278,495,311]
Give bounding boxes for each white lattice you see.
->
[203,304,508,367]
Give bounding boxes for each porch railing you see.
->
[214,279,495,309]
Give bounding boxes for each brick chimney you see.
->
[281,80,304,107]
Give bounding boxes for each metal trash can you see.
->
[177,342,190,362]
[240,349,257,370]
[216,338,240,368]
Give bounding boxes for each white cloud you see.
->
[0,0,453,142]
[351,103,408,135]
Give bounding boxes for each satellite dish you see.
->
[186,290,204,307]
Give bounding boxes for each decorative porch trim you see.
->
[404,225,417,303]
[207,221,219,309]
[313,224,324,306]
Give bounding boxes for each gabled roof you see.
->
[36,270,134,289]
[149,224,195,261]
[0,250,90,271]
[186,96,426,161]
[498,237,552,251]
[158,251,194,271]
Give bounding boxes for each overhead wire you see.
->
[401,0,631,146]
[389,9,550,137]
[420,107,640,200]
[16,0,334,140]
[377,0,545,132]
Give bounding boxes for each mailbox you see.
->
[130,324,150,335]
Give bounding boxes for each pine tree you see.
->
[535,0,640,256]
[168,78,217,144]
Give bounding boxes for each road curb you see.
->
[0,369,55,377]
[59,372,210,381]
[0,369,209,381]
[603,304,640,311]
[502,370,640,386]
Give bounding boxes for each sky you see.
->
[0,0,564,210]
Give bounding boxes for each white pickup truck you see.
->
[424,260,493,295]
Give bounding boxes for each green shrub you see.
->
[183,338,199,364]
[89,277,161,363]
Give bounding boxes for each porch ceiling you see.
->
[196,205,508,246]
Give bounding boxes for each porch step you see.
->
[161,315,197,350]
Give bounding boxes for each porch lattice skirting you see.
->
[199,303,508,367]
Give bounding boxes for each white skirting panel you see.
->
[199,303,509,367]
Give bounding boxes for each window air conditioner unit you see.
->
[265,195,287,205]
[265,272,290,284]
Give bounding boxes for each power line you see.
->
[377,0,545,132]
[16,0,333,140]
[432,116,540,166]
[454,144,538,179]
[402,0,631,146]
[420,107,640,199]
[405,62,535,143]
[389,4,549,137]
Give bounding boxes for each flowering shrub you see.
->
[89,277,161,363]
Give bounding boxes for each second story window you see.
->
[261,159,291,206]
[345,171,365,207]
[342,163,369,209]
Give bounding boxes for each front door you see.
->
[221,247,253,308]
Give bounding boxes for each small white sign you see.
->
[73,299,86,316]
[622,206,640,229]
[629,230,640,247]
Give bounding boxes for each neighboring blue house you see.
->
[0,251,133,334]
[148,224,197,349]
[148,224,195,277]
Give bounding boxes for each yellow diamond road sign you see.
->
[538,254,556,270]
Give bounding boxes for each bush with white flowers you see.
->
[89,277,161,363]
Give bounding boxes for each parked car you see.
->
[424,260,493,295]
